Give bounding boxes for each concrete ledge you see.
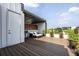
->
[46,33,51,37]
[54,34,59,38]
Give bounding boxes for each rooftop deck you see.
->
[0,37,74,56]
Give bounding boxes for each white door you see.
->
[7,10,21,46]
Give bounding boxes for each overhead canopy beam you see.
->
[23,10,46,24]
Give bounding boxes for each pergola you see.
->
[23,10,47,34]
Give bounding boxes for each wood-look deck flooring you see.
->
[0,37,70,56]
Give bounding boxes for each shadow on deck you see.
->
[0,37,69,56]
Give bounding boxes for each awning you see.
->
[23,10,46,24]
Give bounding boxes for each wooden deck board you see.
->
[20,43,40,56]
[8,47,19,56]
[4,48,12,56]
[0,48,6,56]
[26,39,68,56]
[0,37,70,56]
[13,45,26,56]
[9,46,22,56]
[23,43,54,56]
[17,44,33,56]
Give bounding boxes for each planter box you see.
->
[54,34,59,38]
[69,40,77,49]
[63,34,69,39]
[75,50,79,56]
[60,33,63,38]
[46,33,51,37]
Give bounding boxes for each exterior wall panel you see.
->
[0,5,2,48]
[1,6,7,48]
[20,13,24,42]
[0,3,22,13]
[38,23,45,33]
[0,3,24,48]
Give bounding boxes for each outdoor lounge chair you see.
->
[32,32,43,37]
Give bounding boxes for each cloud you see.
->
[68,7,79,13]
[60,12,69,17]
[58,6,79,26]
[24,3,40,8]
[58,12,71,26]
[58,17,71,26]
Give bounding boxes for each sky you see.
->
[24,3,79,28]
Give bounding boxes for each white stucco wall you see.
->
[0,3,24,48]
[28,30,38,33]
[1,6,7,48]
[0,3,22,13]
[37,23,45,33]
[0,5,2,48]
[20,13,24,43]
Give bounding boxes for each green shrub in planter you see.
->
[60,32,64,38]
[68,40,77,49]
[75,41,79,56]
[63,28,79,50]
[46,29,50,33]
[50,29,54,37]
[64,29,74,35]
[53,28,63,38]
[69,34,79,41]
[54,28,62,34]
[68,34,79,49]
[74,28,78,34]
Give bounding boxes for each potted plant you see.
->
[69,33,79,50]
[60,32,63,38]
[68,34,78,49]
[75,41,79,56]
[69,40,77,49]
[54,28,63,38]
[75,48,79,56]
[45,29,51,37]
[50,29,54,37]
[64,29,77,49]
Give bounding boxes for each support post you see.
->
[45,21,47,35]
